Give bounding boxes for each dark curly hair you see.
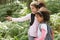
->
[35,11,50,22]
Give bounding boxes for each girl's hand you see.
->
[6,16,12,21]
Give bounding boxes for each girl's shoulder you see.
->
[41,23,47,26]
[39,23,47,29]
[39,23,47,26]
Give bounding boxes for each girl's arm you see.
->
[39,24,47,40]
[12,14,31,22]
[39,28,47,40]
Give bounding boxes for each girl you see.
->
[6,1,46,40]
[35,10,50,40]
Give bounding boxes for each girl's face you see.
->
[35,14,43,23]
[30,6,38,14]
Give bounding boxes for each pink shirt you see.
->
[37,24,47,39]
[12,13,39,37]
[35,23,48,40]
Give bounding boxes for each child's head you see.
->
[35,11,50,23]
[30,1,40,13]
[30,1,45,14]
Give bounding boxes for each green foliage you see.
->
[46,0,60,14]
[0,1,23,21]
[0,21,29,40]
[50,13,60,32]
[0,0,60,40]
[50,13,60,40]
[54,33,60,40]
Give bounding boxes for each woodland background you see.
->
[0,0,60,40]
